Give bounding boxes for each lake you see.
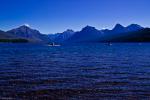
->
[0,43,150,100]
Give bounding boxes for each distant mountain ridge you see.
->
[67,26,102,42]
[65,24,144,43]
[0,23,150,43]
[7,25,50,43]
[0,29,29,43]
[49,29,75,43]
[99,24,144,42]
[0,30,15,39]
[106,28,150,42]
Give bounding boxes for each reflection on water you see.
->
[0,43,150,99]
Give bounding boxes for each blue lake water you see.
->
[0,43,150,99]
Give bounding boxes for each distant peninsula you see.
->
[0,39,28,43]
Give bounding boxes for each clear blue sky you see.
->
[0,0,150,34]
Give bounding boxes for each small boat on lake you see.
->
[109,43,112,46]
[47,42,61,47]
[106,42,112,46]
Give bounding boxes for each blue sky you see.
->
[0,0,150,34]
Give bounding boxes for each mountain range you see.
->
[7,25,50,43]
[48,29,75,43]
[49,23,146,43]
[0,23,150,43]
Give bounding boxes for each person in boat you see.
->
[49,42,55,46]
[52,42,55,46]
